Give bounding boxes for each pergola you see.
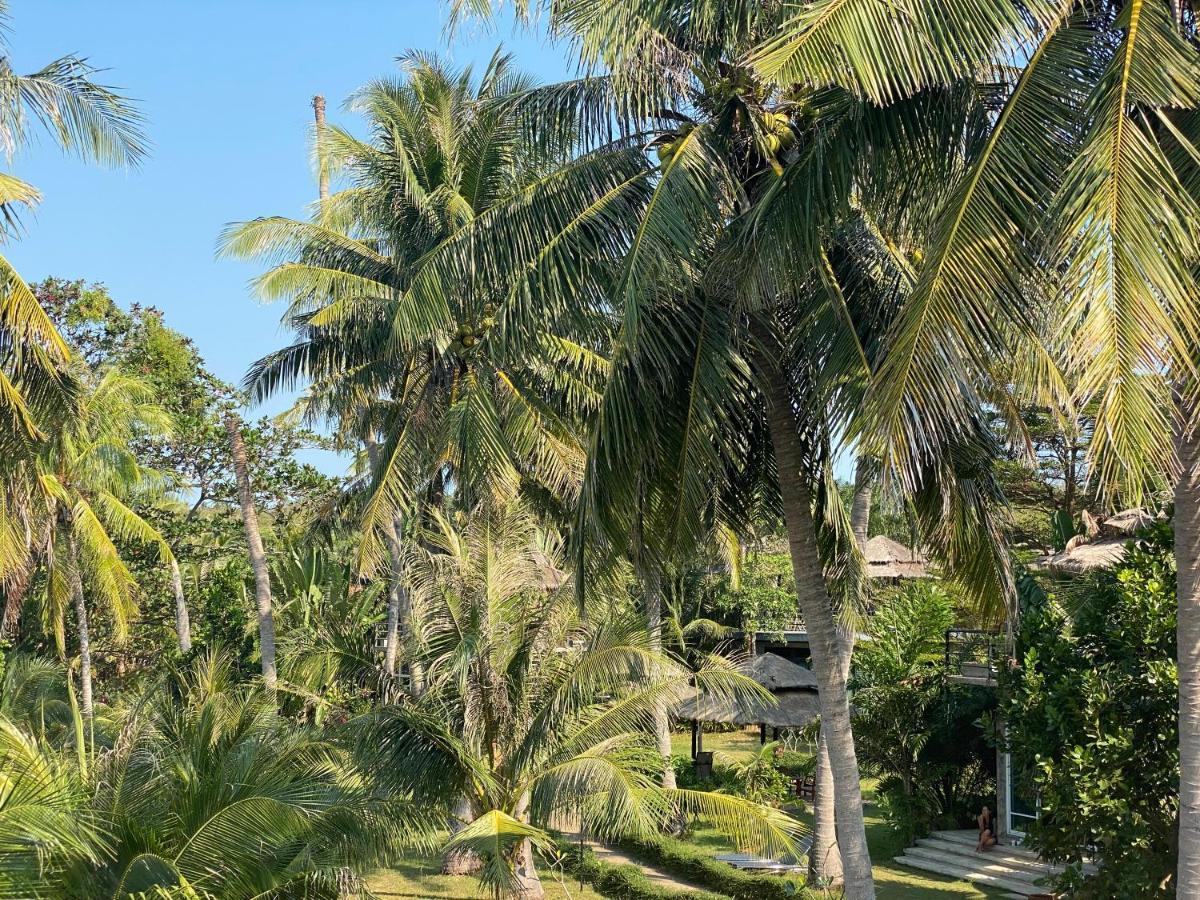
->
[676,652,821,759]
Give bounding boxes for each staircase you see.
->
[893,830,1070,897]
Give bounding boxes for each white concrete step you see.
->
[911,837,1058,880]
[902,845,1050,888]
[892,853,1048,897]
[893,830,1070,898]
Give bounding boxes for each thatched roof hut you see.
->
[1033,508,1155,575]
[676,652,820,729]
[864,535,929,579]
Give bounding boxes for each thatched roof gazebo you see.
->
[676,653,821,759]
[864,535,929,580]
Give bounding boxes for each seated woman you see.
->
[976,805,997,852]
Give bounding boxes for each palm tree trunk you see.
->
[67,534,93,720]
[760,364,874,899]
[312,94,329,201]
[442,798,483,875]
[170,555,192,654]
[383,515,406,677]
[224,414,277,691]
[644,571,677,789]
[810,731,842,885]
[851,458,873,548]
[513,838,546,900]
[810,457,873,884]
[1177,397,1200,896]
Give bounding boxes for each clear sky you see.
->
[5,1,568,449]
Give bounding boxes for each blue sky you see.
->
[6,1,568,469]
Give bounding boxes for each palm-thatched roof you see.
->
[675,653,820,728]
[676,690,822,729]
[864,535,929,579]
[1032,508,1155,575]
[742,651,819,691]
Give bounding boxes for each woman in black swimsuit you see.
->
[976,805,997,851]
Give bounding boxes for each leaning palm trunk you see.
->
[1178,396,1200,896]
[67,533,94,720]
[761,368,874,899]
[170,555,192,654]
[810,732,841,885]
[224,415,277,691]
[811,460,873,884]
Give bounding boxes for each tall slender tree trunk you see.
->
[224,414,277,691]
[442,798,483,875]
[312,95,329,202]
[850,459,873,549]
[810,732,841,885]
[67,533,93,720]
[811,457,872,885]
[382,516,407,678]
[760,361,874,899]
[644,570,677,789]
[170,555,192,654]
[1177,394,1200,896]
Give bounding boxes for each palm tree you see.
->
[33,368,174,721]
[0,715,101,895]
[0,0,145,463]
[751,3,1200,891]
[221,54,609,694]
[438,8,1009,895]
[60,649,432,897]
[223,413,278,691]
[361,506,802,899]
[0,7,145,611]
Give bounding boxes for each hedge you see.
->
[612,835,808,900]
[551,841,726,900]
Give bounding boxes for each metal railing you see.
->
[944,628,1004,685]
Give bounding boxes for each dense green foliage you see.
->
[851,586,996,844]
[6,0,1200,896]
[1000,525,1179,897]
[556,842,728,900]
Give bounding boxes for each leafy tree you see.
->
[25,278,340,677]
[706,550,797,637]
[1000,524,1178,897]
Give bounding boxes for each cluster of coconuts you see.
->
[762,111,797,158]
[450,303,499,354]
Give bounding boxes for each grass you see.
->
[367,856,610,899]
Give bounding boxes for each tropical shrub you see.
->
[1000,524,1178,897]
[612,835,806,900]
[555,842,727,900]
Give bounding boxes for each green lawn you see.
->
[368,857,609,900]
